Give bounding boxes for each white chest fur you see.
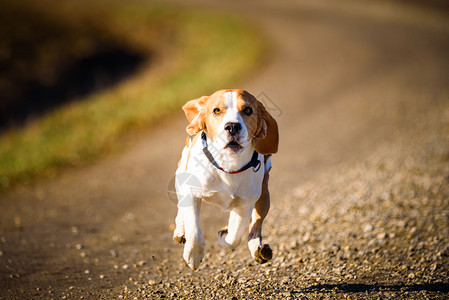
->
[176,134,265,210]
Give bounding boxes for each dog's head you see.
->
[182,89,278,155]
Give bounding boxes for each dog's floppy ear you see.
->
[254,100,279,154]
[182,96,208,135]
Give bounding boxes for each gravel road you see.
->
[1,0,449,299]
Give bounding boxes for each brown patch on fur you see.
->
[253,100,279,154]
[181,89,278,154]
[182,96,208,135]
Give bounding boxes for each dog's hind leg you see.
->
[218,204,253,249]
[248,170,272,264]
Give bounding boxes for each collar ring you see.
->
[252,161,261,172]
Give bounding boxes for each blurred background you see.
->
[1,0,448,191]
[0,0,265,189]
[0,1,148,131]
[0,1,145,130]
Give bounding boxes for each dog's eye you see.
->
[243,107,253,116]
[213,108,222,115]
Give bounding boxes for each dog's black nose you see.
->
[224,122,242,135]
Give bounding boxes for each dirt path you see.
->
[1,0,449,298]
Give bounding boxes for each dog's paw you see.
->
[253,244,272,264]
[217,227,231,248]
[173,234,186,244]
[173,228,186,244]
[217,226,228,239]
[183,241,204,270]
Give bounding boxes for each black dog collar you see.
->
[201,132,261,174]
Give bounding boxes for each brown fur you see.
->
[182,89,279,155]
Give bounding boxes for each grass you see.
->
[0,0,268,191]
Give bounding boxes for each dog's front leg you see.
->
[218,204,253,249]
[178,191,204,270]
[248,171,272,264]
[173,209,186,244]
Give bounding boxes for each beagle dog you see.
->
[173,89,279,270]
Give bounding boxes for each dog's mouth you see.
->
[224,140,243,152]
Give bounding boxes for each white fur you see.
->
[213,91,251,162]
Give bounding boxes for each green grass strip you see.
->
[0,1,268,190]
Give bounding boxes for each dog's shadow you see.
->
[298,282,449,294]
